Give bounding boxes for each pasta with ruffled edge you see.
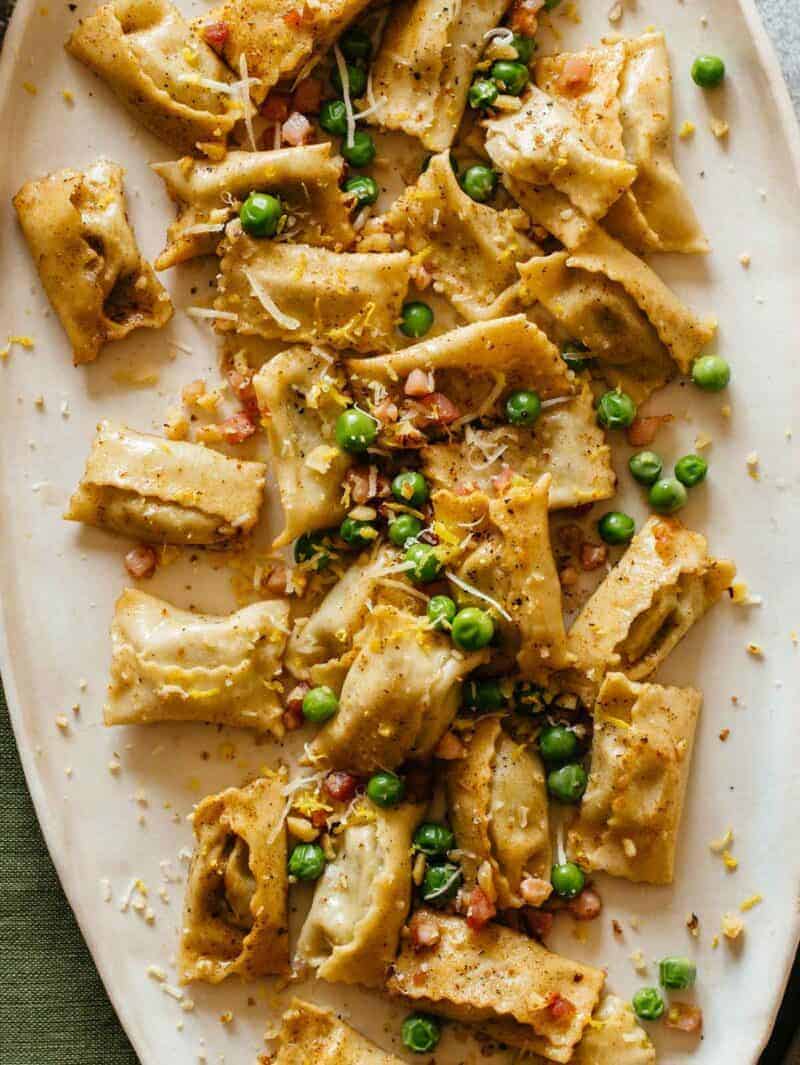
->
[273,998,403,1064]
[529,995,656,1065]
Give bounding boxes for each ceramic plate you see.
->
[1,0,799,1061]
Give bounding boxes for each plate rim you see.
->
[0,1,798,1062]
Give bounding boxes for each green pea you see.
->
[341,129,376,167]
[547,763,588,803]
[544,0,563,8]
[301,685,339,723]
[339,515,377,548]
[505,389,542,427]
[675,454,708,487]
[491,59,529,96]
[629,450,663,486]
[288,842,326,880]
[692,54,725,88]
[319,98,348,136]
[597,511,635,545]
[366,770,405,807]
[294,529,337,571]
[551,861,585,898]
[562,340,590,373]
[332,62,367,97]
[514,681,547,715]
[335,407,378,453]
[413,822,455,857]
[463,677,506,713]
[597,389,637,430]
[428,594,457,630]
[632,987,666,1022]
[511,33,535,64]
[691,354,730,392]
[400,300,434,338]
[392,470,429,507]
[339,25,372,61]
[239,192,283,238]
[401,1013,441,1054]
[421,861,462,905]
[343,175,379,206]
[539,724,578,763]
[460,164,497,203]
[389,513,423,547]
[451,607,495,651]
[405,541,442,583]
[469,77,499,110]
[649,477,688,514]
[659,956,697,990]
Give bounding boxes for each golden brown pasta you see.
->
[296,801,424,987]
[273,999,403,1064]
[66,0,240,154]
[388,911,605,1063]
[568,673,702,884]
[179,773,288,982]
[13,160,171,365]
[446,716,550,908]
[65,420,266,545]
[105,589,289,734]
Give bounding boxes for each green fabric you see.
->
[0,687,138,1065]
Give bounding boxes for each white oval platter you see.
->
[0,0,799,1062]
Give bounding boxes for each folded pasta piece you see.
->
[13,160,172,365]
[518,252,676,402]
[550,996,655,1065]
[215,231,410,353]
[388,911,605,1063]
[199,0,372,104]
[105,589,289,734]
[368,0,511,151]
[274,999,403,1064]
[310,602,488,772]
[446,716,550,908]
[253,347,352,548]
[535,34,707,254]
[433,476,572,680]
[179,773,288,982]
[296,800,424,987]
[568,673,701,884]
[66,421,266,545]
[562,516,735,697]
[423,384,615,509]
[152,144,353,270]
[347,316,574,448]
[384,150,538,321]
[484,85,637,221]
[66,0,241,154]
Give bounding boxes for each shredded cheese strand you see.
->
[239,53,257,152]
[186,307,238,322]
[242,267,300,331]
[181,222,226,236]
[446,570,513,622]
[333,44,356,149]
[483,26,514,44]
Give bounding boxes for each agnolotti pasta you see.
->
[368,0,511,151]
[385,150,538,322]
[179,773,288,983]
[388,911,605,1063]
[562,516,735,697]
[446,716,550,909]
[152,144,353,270]
[296,801,424,987]
[274,999,403,1064]
[65,421,266,545]
[423,383,615,509]
[549,996,655,1065]
[310,602,488,773]
[434,476,572,680]
[253,347,353,548]
[215,230,410,353]
[66,0,241,155]
[484,85,637,221]
[13,160,171,365]
[199,0,373,104]
[105,589,289,734]
[568,673,702,884]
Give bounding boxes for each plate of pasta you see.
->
[0,0,798,1062]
